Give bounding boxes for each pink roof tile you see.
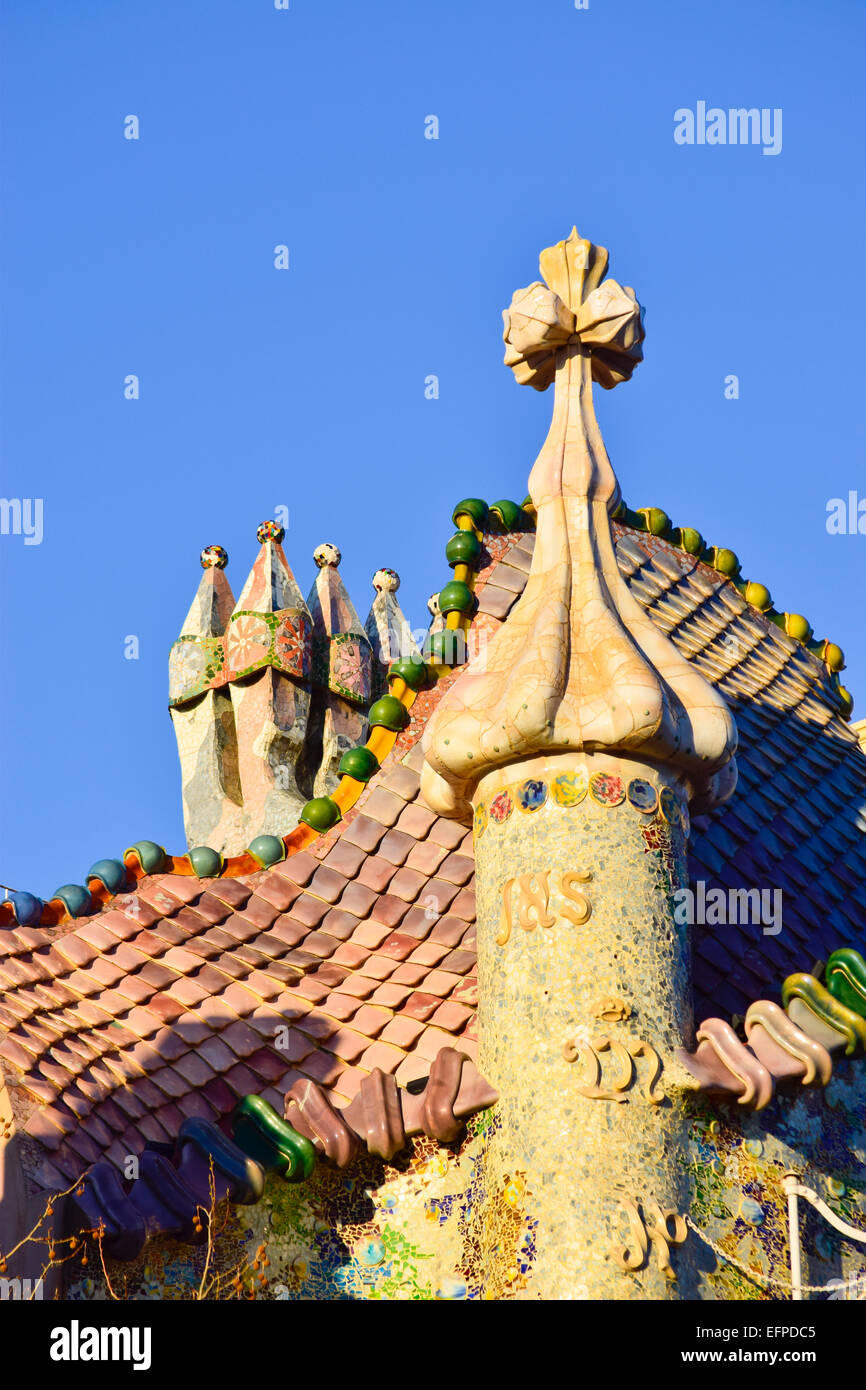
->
[341,815,388,853]
[377,829,415,866]
[358,1041,404,1074]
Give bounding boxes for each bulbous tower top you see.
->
[421,227,738,822]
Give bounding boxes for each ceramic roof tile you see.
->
[429,915,469,948]
[476,584,517,620]
[387,867,427,902]
[449,889,476,920]
[355,954,398,982]
[298,1049,345,1087]
[430,1000,473,1033]
[190,892,234,925]
[338,881,378,918]
[395,803,438,838]
[357,855,398,892]
[395,906,436,941]
[53,935,100,969]
[172,1012,211,1047]
[319,838,366,879]
[205,877,254,909]
[379,1015,425,1049]
[307,865,349,904]
[250,874,301,913]
[426,818,466,850]
[378,932,418,962]
[362,787,406,827]
[295,931,338,961]
[405,995,447,1028]
[272,850,319,887]
[341,814,389,853]
[322,1027,370,1063]
[380,765,421,801]
[442,949,476,976]
[315,909,357,943]
[287,895,331,929]
[377,829,415,866]
[318,992,362,1022]
[403,840,449,877]
[290,972,331,1003]
[73,921,118,952]
[114,895,165,929]
[330,919,374,957]
[235,895,280,930]
[330,942,370,970]
[358,1040,404,1074]
[389,962,430,988]
[334,972,378,1000]
[437,852,475,885]
[369,981,413,1009]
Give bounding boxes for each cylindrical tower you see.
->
[421,228,739,1298]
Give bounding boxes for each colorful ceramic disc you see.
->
[490,790,513,824]
[627,778,658,814]
[589,772,625,807]
[516,778,548,812]
[552,769,589,807]
[659,786,682,826]
[474,802,489,838]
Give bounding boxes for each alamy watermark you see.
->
[674,103,782,156]
[49,1321,151,1370]
[1,1275,44,1300]
[674,882,783,937]
[0,497,43,545]
[826,491,866,535]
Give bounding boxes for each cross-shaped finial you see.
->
[503,227,645,507]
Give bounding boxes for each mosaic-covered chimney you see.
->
[168,545,245,854]
[422,227,739,1299]
[227,522,313,842]
[301,544,373,797]
[365,567,420,699]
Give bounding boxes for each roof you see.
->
[2,512,865,1189]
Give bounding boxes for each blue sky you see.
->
[1,0,864,898]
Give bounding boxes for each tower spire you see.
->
[169,544,244,854]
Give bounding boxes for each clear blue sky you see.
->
[1,0,864,898]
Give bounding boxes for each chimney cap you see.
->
[257,520,285,545]
[314,542,341,569]
[372,567,400,593]
[200,544,228,569]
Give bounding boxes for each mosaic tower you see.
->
[422,229,739,1297]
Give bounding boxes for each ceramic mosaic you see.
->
[472,752,696,1299]
[684,1064,866,1300]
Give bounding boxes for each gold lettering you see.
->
[610,1199,648,1272]
[625,1038,665,1105]
[496,876,515,946]
[592,1036,634,1100]
[645,1200,688,1279]
[563,1033,665,1105]
[560,869,593,926]
[517,872,556,930]
[610,1199,687,1279]
[497,867,593,945]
